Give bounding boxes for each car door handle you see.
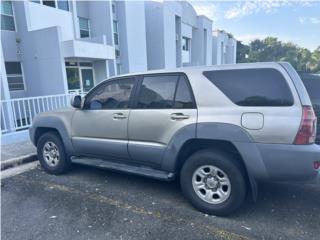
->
[113,113,127,120]
[170,113,190,120]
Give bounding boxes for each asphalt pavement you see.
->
[1,164,320,240]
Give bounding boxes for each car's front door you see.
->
[72,77,136,160]
[128,74,197,167]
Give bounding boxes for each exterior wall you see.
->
[145,1,165,70]
[116,1,147,74]
[25,1,74,41]
[212,30,237,65]
[145,1,213,70]
[21,26,68,96]
[191,16,212,66]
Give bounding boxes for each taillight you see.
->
[294,106,317,145]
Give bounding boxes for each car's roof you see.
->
[109,62,285,79]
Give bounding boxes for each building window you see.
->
[4,62,24,91]
[1,1,15,31]
[112,2,115,14]
[57,0,69,11]
[42,0,55,8]
[30,0,69,11]
[182,37,190,51]
[113,20,119,45]
[79,17,90,38]
[116,64,121,75]
[115,49,120,59]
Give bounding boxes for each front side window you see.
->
[4,62,24,91]
[79,17,90,38]
[1,1,15,31]
[84,79,135,110]
[203,68,294,106]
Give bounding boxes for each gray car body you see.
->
[30,62,320,189]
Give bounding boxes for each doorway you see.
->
[66,61,95,93]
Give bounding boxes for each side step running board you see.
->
[71,157,176,181]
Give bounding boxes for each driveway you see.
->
[1,164,320,240]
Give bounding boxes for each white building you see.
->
[212,30,237,65]
[145,1,213,70]
[0,0,147,100]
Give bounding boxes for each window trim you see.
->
[131,72,197,110]
[5,61,26,92]
[1,1,17,32]
[202,68,295,107]
[83,76,138,110]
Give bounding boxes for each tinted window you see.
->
[84,79,134,110]
[174,75,194,108]
[203,68,294,106]
[137,75,178,109]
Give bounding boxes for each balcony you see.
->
[61,36,115,60]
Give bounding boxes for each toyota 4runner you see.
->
[30,62,320,215]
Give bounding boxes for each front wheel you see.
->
[180,149,247,216]
[37,132,71,174]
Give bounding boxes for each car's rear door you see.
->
[71,77,136,160]
[128,73,197,167]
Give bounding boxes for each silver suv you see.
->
[30,62,320,215]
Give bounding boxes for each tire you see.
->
[180,149,247,216]
[37,131,71,174]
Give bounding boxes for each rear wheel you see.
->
[37,132,71,174]
[180,149,247,216]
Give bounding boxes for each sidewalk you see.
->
[1,140,36,162]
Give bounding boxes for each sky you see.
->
[188,0,320,51]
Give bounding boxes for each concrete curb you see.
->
[1,153,37,171]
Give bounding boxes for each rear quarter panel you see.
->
[186,63,302,144]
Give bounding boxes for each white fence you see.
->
[1,93,77,134]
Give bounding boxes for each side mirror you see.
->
[70,95,82,109]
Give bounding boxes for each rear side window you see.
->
[174,75,195,108]
[136,74,195,109]
[137,75,178,109]
[203,68,294,106]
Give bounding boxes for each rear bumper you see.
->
[257,143,320,183]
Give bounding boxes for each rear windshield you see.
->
[203,68,294,107]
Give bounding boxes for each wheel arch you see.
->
[31,115,75,156]
[161,122,266,200]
